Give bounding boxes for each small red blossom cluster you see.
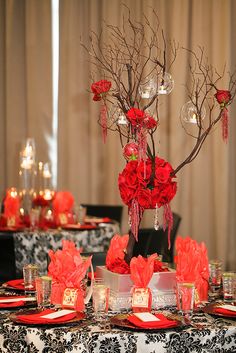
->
[214,89,231,106]
[107,258,130,274]
[91,79,111,101]
[118,157,177,209]
[127,107,157,130]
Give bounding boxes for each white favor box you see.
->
[96,266,177,310]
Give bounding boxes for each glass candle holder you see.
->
[23,264,39,294]
[177,282,195,319]
[92,279,110,321]
[222,272,236,303]
[209,259,222,296]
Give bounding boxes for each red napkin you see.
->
[213,307,236,316]
[16,309,77,324]
[130,254,157,288]
[0,296,26,308]
[175,236,209,303]
[106,234,130,274]
[5,279,25,290]
[127,313,178,329]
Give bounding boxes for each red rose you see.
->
[155,165,172,183]
[153,259,169,272]
[143,115,158,129]
[137,188,152,209]
[127,108,145,126]
[108,258,130,274]
[118,175,136,205]
[137,160,152,185]
[155,156,167,167]
[91,79,111,101]
[215,90,231,105]
[122,161,139,188]
[156,182,177,207]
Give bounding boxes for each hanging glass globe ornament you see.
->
[157,72,174,95]
[181,101,206,124]
[116,109,128,125]
[138,77,157,99]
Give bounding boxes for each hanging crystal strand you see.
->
[154,203,160,230]
[128,208,132,227]
[100,103,108,143]
[138,127,147,178]
[163,203,173,250]
[130,199,142,241]
[221,107,229,143]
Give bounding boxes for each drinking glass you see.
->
[92,279,110,322]
[35,276,52,308]
[23,264,39,294]
[177,282,195,320]
[209,259,222,296]
[222,272,236,302]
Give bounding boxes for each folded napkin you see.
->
[0,296,26,308]
[5,279,25,290]
[213,306,236,316]
[16,309,77,324]
[127,313,178,329]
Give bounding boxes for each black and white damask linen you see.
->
[0,309,235,353]
[13,224,119,276]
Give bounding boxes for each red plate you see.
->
[203,303,236,319]
[110,313,183,331]
[2,279,25,291]
[0,295,36,309]
[9,308,86,326]
[0,227,25,232]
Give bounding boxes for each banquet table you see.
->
[0,222,119,279]
[0,303,235,353]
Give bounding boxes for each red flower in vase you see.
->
[91,79,111,101]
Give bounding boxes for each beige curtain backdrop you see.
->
[0,0,235,269]
[0,0,53,192]
[58,0,236,269]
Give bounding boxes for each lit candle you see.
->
[158,85,167,94]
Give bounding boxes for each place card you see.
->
[40,309,76,320]
[133,312,160,322]
[218,304,236,312]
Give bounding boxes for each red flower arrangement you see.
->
[88,15,235,262]
[214,89,232,143]
[91,79,111,101]
[118,157,177,242]
[91,79,112,142]
[118,158,176,209]
[127,108,157,130]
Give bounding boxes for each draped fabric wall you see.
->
[0,0,52,191]
[0,0,235,269]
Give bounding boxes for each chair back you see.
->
[0,233,16,282]
[81,251,106,270]
[133,212,181,263]
[81,204,123,224]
